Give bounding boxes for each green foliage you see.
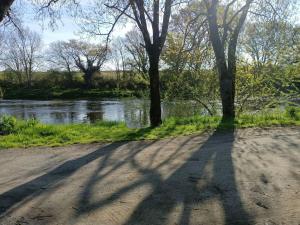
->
[286,106,300,120]
[0,70,149,100]
[0,115,17,134]
[0,110,299,149]
[235,63,300,114]
[1,87,143,100]
[161,70,219,116]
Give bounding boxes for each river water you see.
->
[0,99,207,127]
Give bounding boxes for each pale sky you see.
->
[15,0,300,45]
[19,0,134,45]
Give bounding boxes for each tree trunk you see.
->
[84,71,93,89]
[66,66,73,86]
[148,56,162,127]
[0,0,14,22]
[219,69,235,119]
[206,1,237,120]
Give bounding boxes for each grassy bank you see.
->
[1,108,299,149]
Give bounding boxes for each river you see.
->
[0,99,207,127]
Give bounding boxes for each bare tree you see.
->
[111,37,126,90]
[66,40,107,89]
[0,27,42,87]
[46,41,76,84]
[123,29,149,80]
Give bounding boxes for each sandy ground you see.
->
[0,127,299,225]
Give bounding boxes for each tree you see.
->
[202,0,253,119]
[163,1,211,73]
[123,29,149,80]
[81,0,178,127]
[162,2,218,115]
[111,37,126,90]
[0,27,42,87]
[242,21,297,68]
[202,0,298,119]
[46,41,76,84]
[66,40,107,88]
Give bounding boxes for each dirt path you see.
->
[0,127,299,225]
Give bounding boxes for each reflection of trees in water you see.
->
[162,101,206,118]
[20,103,28,120]
[123,100,207,127]
[51,112,68,123]
[123,100,150,127]
[17,102,38,121]
[69,112,76,123]
[67,102,79,123]
[86,112,104,123]
[2,99,213,126]
[86,101,104,123]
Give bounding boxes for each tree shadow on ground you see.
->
[75,119,253,225]
[125,119,252,225]
[0,142,126,216]
[0,119,253,225]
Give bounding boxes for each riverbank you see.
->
[1,87,145,100]
[1,109,299,149]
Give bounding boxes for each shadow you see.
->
[73,136,193,216]
[0,119,254,224]
[73,119,252,225]
[0,142,125,216]
[122,119,252,225]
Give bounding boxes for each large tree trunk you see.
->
[66,66,73,86]
[149,56,162,127]
[219,69,235,119]
[209,37,235,119]
[0,0,14,22]
[84,71,93,89]
[207,5,235,120]
[205,0,253,121]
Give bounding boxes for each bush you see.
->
[286,106,300,120]
[0,116,17,134]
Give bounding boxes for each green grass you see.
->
[0,108,299,149]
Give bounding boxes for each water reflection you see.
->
[0,99,207,128]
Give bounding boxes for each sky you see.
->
[17,0,134,45]
[12,0,300,45]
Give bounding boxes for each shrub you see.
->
[286,106,300,120]
[0,116,17,134]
